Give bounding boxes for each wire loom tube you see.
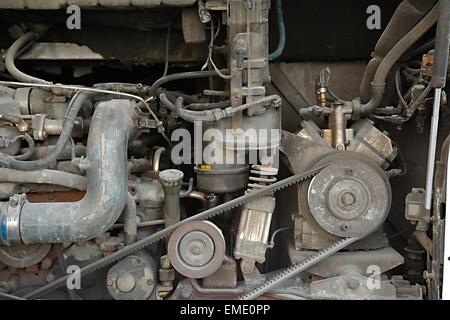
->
[5,32,52,85]
[159,93,281,123]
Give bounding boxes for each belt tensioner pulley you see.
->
[167,221,225,279]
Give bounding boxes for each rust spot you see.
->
[27,191,85,203]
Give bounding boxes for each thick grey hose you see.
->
[160,94,222,122]
[5,100,137,244]
[0,91,94,170]
[0,168,87,190]
[0,167,138,243]
[360,3,439,115]
[5,32,52,85]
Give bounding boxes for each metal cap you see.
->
[159,169,184,185]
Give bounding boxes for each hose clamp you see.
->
[351,98,361,120]
[0,194,26,246]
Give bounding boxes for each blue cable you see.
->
[268,0,286,61]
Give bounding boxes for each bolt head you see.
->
[106,278,114,287]
[340,192,356,207]
[139,118,147,127]
[9,198,18,207]
[348,279,360,289]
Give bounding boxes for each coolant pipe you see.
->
[0,100,137,245]
[425,0,450,211]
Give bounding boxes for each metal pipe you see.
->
[183,191,209,208]
[425,0,450,210]
[329,103,346,151]
[0,100,137,245]
[180,178,194,198]
[426,88,443,210]
[152,147,166,172]
[159,169,184,228]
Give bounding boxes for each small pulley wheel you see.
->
[168,221,225,279]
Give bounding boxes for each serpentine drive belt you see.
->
[17,164,359,300]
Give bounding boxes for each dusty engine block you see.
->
[0,0,446,301]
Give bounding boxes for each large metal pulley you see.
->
[300,152,391,238]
